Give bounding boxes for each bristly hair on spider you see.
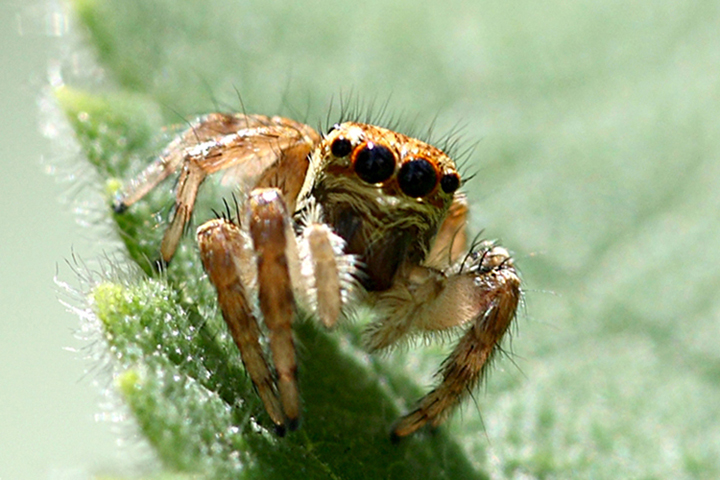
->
[321,92,476,171]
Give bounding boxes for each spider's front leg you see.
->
[198,188,354,434]
[198,188,299,433]
[114,113,319,264]
[365,243,521,440]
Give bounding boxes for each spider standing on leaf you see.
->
[113,112,522,440]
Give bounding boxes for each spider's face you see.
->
[307,122,462,290]
[317,122,461,209]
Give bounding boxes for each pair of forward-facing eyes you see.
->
[327,135,461,199]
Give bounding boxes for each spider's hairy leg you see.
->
[424,194,469,269]
[197,217,286,435]
[159,123,317,264]
[247,188,301,429]
[365,244,521,439]
[295,204,357,329]
[396,245,520,438]
[113,113,257,213]
[161,152,208,263]
[304,225,342,327]
[114,113,320,265]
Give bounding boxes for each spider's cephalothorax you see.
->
[114,113,521,439]
[304,123,460,291]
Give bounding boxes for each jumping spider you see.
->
[114,112,521,439]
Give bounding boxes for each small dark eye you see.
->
[440,172,460,193]
[330,137,353,157]
[353,142,396,184]
[397,159,438,198]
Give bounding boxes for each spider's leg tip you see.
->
[112,199,128,214]
[389,430,403,445]
[286,416,300,432]
[274,423,287,437]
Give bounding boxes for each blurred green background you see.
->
[1,2,119,479]
[3,0,720,478]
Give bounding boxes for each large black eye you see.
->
[398,159,438,198]
[440,172,460,193]
[353,142,396,184]
[330,137,352,157]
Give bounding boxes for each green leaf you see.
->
[90,279,477,479]
[57,0,720,478]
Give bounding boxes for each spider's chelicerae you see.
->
[114,112,521,439]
